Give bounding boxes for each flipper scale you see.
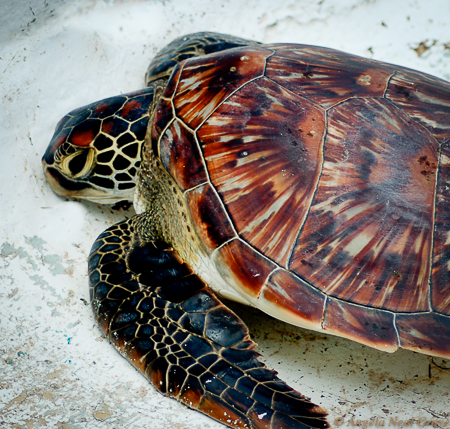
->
[89,217,329,428]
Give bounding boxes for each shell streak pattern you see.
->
[89,219,329,429]
[153,43,450,358]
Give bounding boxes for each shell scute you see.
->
[432,142,450,314]
[396,312,450,357]
[323,298,398,352]
[198,77,326,266]
[172,46,272,129]
[265,44,393,108]
[260,270,325,332]
[186,183,236,253]
[214,239,276,298]
[290,97,438,313]
[159,119,207,191]
[386,70,450,142]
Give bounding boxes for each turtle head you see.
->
[42,87,155,204]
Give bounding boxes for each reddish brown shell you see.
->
[151,44,450,358]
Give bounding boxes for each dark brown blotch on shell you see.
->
[186,183,235,252]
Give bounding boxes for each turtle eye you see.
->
[61,148,96,179]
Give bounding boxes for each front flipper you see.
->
[89,217,329,429]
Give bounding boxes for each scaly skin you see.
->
[88,217,329,429]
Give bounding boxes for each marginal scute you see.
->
[323,298,398,352]
[265,44,393,108]
[159,119,207,191]
[432,142,450,314]
[199,77,325,266]
[185,183,236,253]
[214,239,276,298]
[260,270,325,331]
[290,97,438,313]
[396,312,450,358]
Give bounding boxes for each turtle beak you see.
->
[42,159,70,197]
[42,157,129,203]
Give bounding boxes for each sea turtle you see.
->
[42,32,450,429]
